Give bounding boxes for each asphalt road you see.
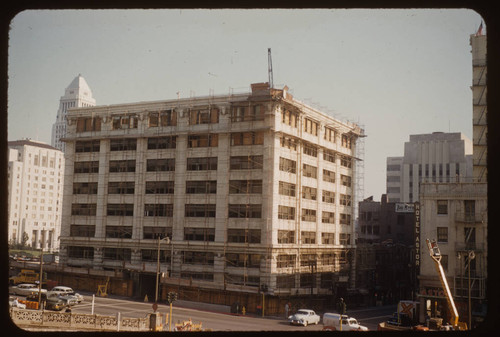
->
[69,293,396,331]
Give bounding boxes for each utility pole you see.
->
[38,248,43,309]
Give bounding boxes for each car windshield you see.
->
[296,311,309,315]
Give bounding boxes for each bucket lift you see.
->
[97,276,110,297]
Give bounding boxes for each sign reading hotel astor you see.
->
[414,202,420,275]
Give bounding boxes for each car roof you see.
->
[52,286,72,290]
[18,283,37,287]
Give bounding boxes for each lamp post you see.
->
[467,250,475,329]
[155,236,171,306]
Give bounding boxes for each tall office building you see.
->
[58,82,363,298]
[51,74,96,152]
[7,139,65,251]
[386,132,473,203]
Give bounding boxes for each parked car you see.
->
[9,296,26,309]
[322,313,368,331]
[47,286,84,304]
[45,297,68,311]
[288,309,321,326]
[10,283,47,297]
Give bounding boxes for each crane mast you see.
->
[426,239,467,330]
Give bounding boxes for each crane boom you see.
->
[268,48,274,89]
[426,239,463,328]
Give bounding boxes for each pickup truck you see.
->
[322,313,368,331]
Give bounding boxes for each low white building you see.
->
[7,139,65,251]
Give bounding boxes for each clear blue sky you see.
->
[8,9,483,200]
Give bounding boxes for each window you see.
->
[230,155,263,170]
[276,274,296,288]
[341,174,352,187]
[303,144,318,157]
[321,233,335,244]
[109,160,136,173]
[228,204,262,218]
[302,164,317,178]
[437,227,448,243]
[110,138,137,151]
[227,229,261,243]
[146,181,174,194]
[148,109,177,127]
[323,150,336,163]
[147,136,176,149]
[184,228,215,241]
[76,117,101,132]
[73,182,98,194]
[341,134,352,148]
[142,249,170,262]
[340,194,352,206]
[74,161,99,174]
[300,273,313,288]
[323,169,336,183]
[70,225,95,237]
[188,134,218,148]
[324,127,336,142]
[231,104,265,122]
[75,140,100,153]
[71,203,97,216]
[112,115,138,130]
[189,107,219,124]
[181,272,213,281]
[322,211,335,224]
[105,226,132,238]
[229,180,262,194]
[339,233,351,245]
[186,181,217,194]
[304,118,318,136]
[108,182,135,194]
[279,181,296,197]
[322,191,335,204]
[186,157,217,171]
[143,226,172,240]
[226,253,261,268]
[277,254,296,268]
[339,213,351,225]
[280,137,298,151]
[302,186,317,200]
[107,204,134,216]
[68,246,94,259]
[183,251,215,265]
[436,200,448,215]
[279,157,296,173]
[340,156,352,168]
[300,254,316,267]
[103,248,131,261]
[144,204,173,217]
[278,230,295,244]
[301,231,316,244]
[278,205,295,220]
[231,132,264,146]
[281,109,299,127]
[185,204,216,217]
[387,164,401,171]
[147,158,175,172]
[301,208,316,222]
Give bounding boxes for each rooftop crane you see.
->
[426,239,468,330]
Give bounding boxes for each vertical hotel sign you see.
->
[414,202,420,275]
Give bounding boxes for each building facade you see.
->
[7,139,65,251]
[470,32,487,183]
[417,182,487,328]
[58,83,363,298]
[386,132,473,203]
[51,74,96,152]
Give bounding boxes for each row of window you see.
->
[276,250,350,268]
[277,230,350,245]
[73,180,263,195]
[278,181,351,202]
[277,205,352,224]
[279,157,352,178]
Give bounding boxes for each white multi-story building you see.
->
[386,132,473,203]
[7,139,65,251]
[58,82,363,297]
[51,74,96,152]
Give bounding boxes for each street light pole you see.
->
[467,250,475,329]
[155,236,171,307]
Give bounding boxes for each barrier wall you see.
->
[10,308,152,331]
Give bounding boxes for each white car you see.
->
[11,283,47,297]
[47,286,84,304]
[322,313,369,331]
[288,309,321,326]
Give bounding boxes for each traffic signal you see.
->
[167,292,178,304]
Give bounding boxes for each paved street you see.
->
[67,293,396,331]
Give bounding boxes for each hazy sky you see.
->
[7,9,483,200]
